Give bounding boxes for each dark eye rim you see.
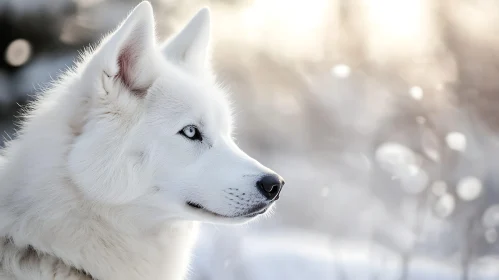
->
[179,125,203,141]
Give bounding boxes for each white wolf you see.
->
[0,2,284,279]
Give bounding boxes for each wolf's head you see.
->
[66,2,283,224]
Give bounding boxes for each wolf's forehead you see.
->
[151,81,225,108]
[148,78,232,126]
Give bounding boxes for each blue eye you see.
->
[179,125,203,141]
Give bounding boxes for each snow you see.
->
[190,227,499,280]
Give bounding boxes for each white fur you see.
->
[0,2,283,279]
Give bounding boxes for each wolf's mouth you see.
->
[186,201,203,210]
[186,201,268,218]
[186,201,229,218]
[242,207,268,218]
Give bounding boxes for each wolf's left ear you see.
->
[94,1,157,96]
[161,7,211,74]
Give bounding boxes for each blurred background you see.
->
[1,0,499,279]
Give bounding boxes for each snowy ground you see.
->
[190,225,499,280]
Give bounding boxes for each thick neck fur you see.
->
[0,74,199,280]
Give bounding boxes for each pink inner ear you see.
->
[116,44,147,97]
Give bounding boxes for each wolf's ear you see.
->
[161,7,211,74]
[93,1,157,96]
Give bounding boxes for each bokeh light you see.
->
[456,176,482,201]
[4,39,32,67]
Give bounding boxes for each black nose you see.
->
[257,174,284,201]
